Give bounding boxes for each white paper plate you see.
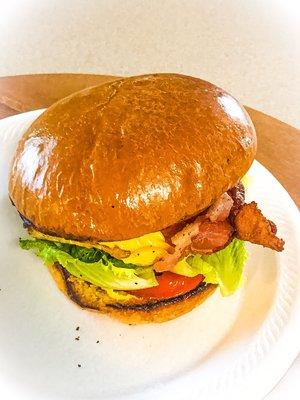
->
[0,110,299,400]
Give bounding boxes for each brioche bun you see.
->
[49,263,216,324]
[9,73,256,242]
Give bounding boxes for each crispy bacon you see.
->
[206,193,234,222]
[161,183,242,242]
[154,218,233,272]
[191,220,233,254]
[161,214,199,244]
[154,218,202,272]
[234,202,284,251]
[154,185,284,272]
[154,247,184,272]
[171,218,201,248]
[228,182,245,217]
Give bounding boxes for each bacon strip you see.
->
[161,183,243,242]
[234,202,284,251]
[161,214,199,243]
[191,220,233,254]
[206,193,234,222]
[154,218,233,272]
[228,182,245,217]
[154,185,284,272]
[154,247,184,272]
[171,219,201,248]
[154,219,201,272]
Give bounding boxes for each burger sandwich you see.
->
[8,73,284,324]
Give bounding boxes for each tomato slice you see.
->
[129,272,204,300]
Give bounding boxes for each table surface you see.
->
[0,73,299,400]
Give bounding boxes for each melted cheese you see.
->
[122,246,170,266]
[28,229,172,266]
[99,232,172,266]
[99,232,170,251]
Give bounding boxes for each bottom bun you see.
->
[49,263,217,324]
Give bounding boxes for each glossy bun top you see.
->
[9,73,257,241]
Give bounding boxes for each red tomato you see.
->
[129,272,204,299]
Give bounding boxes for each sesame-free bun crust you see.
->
[49,263,216,324]
[9,73,256,241]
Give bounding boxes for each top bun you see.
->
[9,73,256,241]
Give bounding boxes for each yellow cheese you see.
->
[100,232,170,251]
[122,246,169,266]
[99,232,172,266]
[29,229,172,266]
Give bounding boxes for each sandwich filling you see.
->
[19,182,284,301]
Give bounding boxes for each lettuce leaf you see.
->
[19,238,158,291]
[19,237,247,298]
[173,239,247,296]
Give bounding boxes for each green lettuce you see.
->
[173,239,247,296]
[19,237,247,299]
[19,238,158,292]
